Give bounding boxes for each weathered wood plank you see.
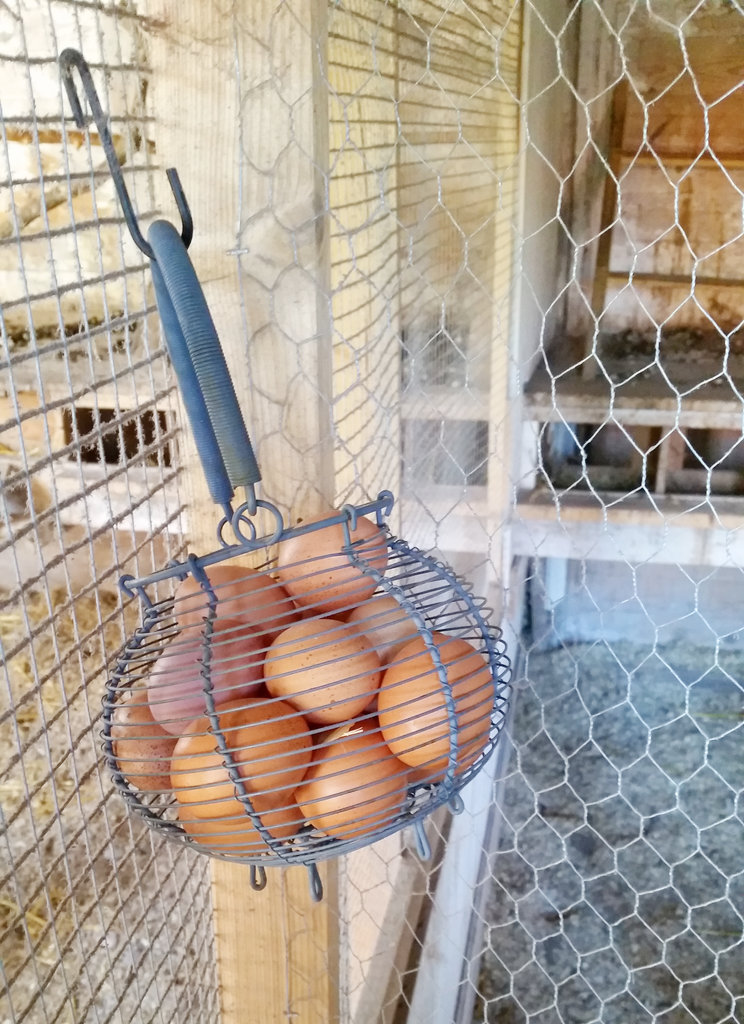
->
[515,488,741,528]
[524,335,744,430]
[404,4,522,1021]
[327,0,401,511]
[605,272,744,288]
[584,79,628,374]
[144,2,340,1022]
[654,428,687,493]
[524,384,744,430]
[619,151,744,170]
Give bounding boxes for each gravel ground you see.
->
[475,641,744,1024]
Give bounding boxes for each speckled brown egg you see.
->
[147,617,265,735]
[378,633,494,776]
[177,796,303,854]
[170,697,313,819]
[263,618,381,725]
[173,563,298,644]
[346,594,420,664]
[110,689,177,793]
[295,719,408,840]
[276,514,388,615]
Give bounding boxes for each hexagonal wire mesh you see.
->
[468,2,744,1023]
[2,0,744,1022]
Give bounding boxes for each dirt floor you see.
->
[474,640,744,1024]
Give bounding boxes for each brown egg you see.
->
[346,594,420,664]
[147,617,264,735]
[110,689,176,793]
[276,513,388,615]
[173,564,298,643]
[177,796,303,854]
[264,618,381,725]
[377,633,494,776]
[295,720,408,839]
[170,697,313,819]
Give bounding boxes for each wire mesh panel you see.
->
[472,2,744,1023]
[321,0,744,1021]
[4,0,744,1022]
[0,3,218,1022]
[325,4,520,1019]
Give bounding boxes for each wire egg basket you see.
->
[61,50,511,901]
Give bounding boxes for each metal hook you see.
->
[306,863,324,903]
[58,48,193,258]
[249,865,268,892]
[412,820,432,861]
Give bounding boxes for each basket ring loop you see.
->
[234,499,284,546]
[250,865,267,891]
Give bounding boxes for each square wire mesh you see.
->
[1,3,218,1021]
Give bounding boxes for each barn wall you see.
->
[572,5,744,335]
[0,6,216,1023]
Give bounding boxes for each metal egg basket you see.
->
[61,50,511,901]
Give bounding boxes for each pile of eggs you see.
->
[107,513,497,858]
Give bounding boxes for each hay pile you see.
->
[0,586,217,1024]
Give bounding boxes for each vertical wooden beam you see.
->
[323,8,421,1017]
[563,0,622,344]
[655,428,687,494]
[583,77,629,377]
[407,7,523,1023]
[326,0,401,511]
[487,1,523,617]
[144,2,339,1022]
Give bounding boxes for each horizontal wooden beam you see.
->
[524,390,744,429]
[512,488,744,566]
[524,337,744,429]
[5,347,167,408]
[619,150,744,170]
[401,386,490,422]
[606,271,744,288]
[517,488,744,528]
[0,456,183,532]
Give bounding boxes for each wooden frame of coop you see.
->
[134,1,522,1020]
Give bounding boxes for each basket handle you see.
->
[148,249,234,511]
[147,220,262,505]
[60,48,261,516]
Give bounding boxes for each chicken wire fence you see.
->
[2,1,744,1023]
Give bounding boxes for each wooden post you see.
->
[326,0,401,512]
[487,2,523,622]
[654,428,687,494]
[144,2,339,1021]
[563,0,623,345]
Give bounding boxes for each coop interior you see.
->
[2,2,744,1024]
